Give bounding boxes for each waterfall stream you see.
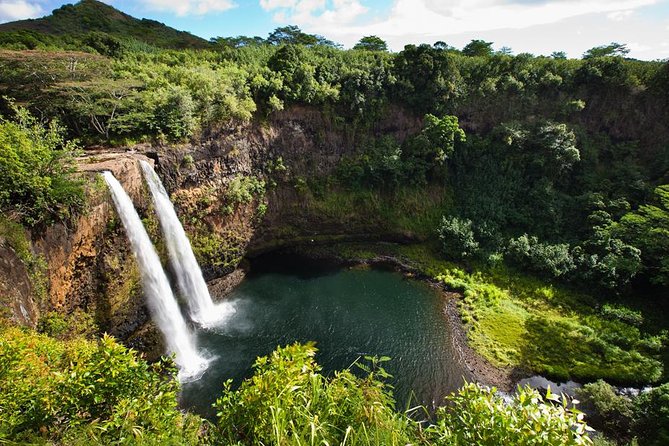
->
[103,171,207,380]
[140,160,235,327]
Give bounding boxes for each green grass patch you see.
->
[473,300,529,366]
[329,242,665,385]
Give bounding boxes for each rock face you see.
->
[4,152,160,346]
[0,106,420,354]
[0,242,38,327]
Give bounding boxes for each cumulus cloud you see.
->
[264,0,658,49]
[607,9,634,21]
[142,0,236,16]
[260,0,298,10]
[260,0,368,26]
[0,0,43,23]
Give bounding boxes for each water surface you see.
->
[181,255,469,417]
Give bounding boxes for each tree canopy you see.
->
[583,42,630,59]
[353,35,388,51]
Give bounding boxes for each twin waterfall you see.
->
[140,161,234,327]
[103,162,233,380]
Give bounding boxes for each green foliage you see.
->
[573,209,642,290]
[337,135,404,188]
[37,309,96,339]
[214,342,597,446]
[414,113,466,163]
[1,7,669,444]
[580,380,669,445]
[462,39,494,57]
[83,31,124,57]
[578,380,635,441]
[190,229,246,271]
[0,327,205,444]
[386,244,664,384]
[0,30,60,50]
[393,44,461,114]
[449,120,580,243]
[267,25,338,47]
[507,234,575,278]
[0,104,84,226]
[583,43,630,59]
[0,214,31,265]
[427,383,592,445]
[634,383,669,445]
[0,0,209,50]
[225,175,265,206]
[0,215,48,303]
[353,35,388,52]
[438,216,480,260]
[338,114,465,188]
[601,304,644,327]
[267,44,338,104]
[215,343,419,445]
[211,35,265,48]
[298,182,453,240]
[619,185,669,286]
[152,84,196,140]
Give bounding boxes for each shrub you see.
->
[214,343,420,445]
[577,380,635,440]
[600,304,643,327]
[0,328,205,444]
[427,383,593,445]
[0,104,84,226]
[225,175,266,205]
[507,234,575,278]
[633,383,669,446]
[438,216,480,260]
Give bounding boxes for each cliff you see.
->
[0,105,421,353]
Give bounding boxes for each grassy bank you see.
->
[323,242,665,385]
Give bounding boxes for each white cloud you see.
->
[142,0,236,16]
[607,9,634,20]
[385,9,668,60]
[265,0,659,50]
[0,0,43,23]
[255,0,669,59]
[261,0,368,27]
[260,0,297,10]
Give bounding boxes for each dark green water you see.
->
[181,255,470,417]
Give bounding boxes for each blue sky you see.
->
[0,0,668,59]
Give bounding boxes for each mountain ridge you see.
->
[0,0,209,49]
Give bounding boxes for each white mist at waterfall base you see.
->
[103,171,209,381]
[140,160,236,328]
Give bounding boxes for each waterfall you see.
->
[103,171,207,380]
[140,160,235,327]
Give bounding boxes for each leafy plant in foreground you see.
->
[426,383,593,445]
[214,342,420,445]
[0,327,205,444]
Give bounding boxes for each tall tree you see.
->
[267,25,339,47]
[353,35,388,52]
[462,39,494,57]
[583,42,630,59]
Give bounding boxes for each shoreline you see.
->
[227,245,519,392]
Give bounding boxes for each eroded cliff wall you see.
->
[0,106,420,353]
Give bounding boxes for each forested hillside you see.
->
[0,0,208,50]
[1,0,669,444]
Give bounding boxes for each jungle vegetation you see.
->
[1,0,669,444]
